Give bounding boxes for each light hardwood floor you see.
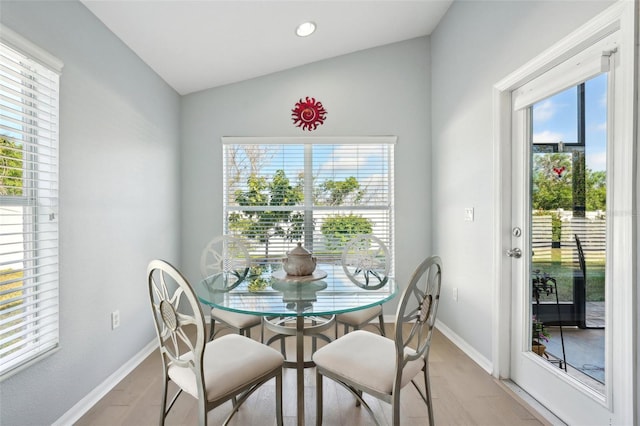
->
[76,325,550,426]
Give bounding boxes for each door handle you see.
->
[506,248,522,258]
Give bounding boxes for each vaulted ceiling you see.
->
[81,1,452,95]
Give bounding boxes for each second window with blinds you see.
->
[222,136,395,270]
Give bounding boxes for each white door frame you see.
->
[491,2,637,424]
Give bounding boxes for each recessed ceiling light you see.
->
[296,21,316,37]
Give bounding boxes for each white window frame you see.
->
[221,136,396,271]
[0,25,62,380]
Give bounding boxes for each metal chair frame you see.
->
[315,255,442,425]
[201,235,262,341]
[335,234,390,336]
[148,259,283,425]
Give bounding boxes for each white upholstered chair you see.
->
[147,259,284,426]
[313,255,442,425]
[201,235,262,341]
[335,234,390,336]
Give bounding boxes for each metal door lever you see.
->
[506,248,522,258]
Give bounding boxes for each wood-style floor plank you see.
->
[75,324,550,426]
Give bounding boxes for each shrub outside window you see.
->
[222,136,395,271]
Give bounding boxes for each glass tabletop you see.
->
[194,263,397,317]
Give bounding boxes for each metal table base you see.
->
[264,315,335,426]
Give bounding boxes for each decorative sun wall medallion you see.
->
[291,96,327,131]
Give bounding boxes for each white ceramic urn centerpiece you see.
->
[282,242,317,276]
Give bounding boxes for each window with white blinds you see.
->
[222,136,395,270]
[0,27,61,379]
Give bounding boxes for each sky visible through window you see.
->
[238,143,389,195]
[532,73,607,171]
[224,139,394,260]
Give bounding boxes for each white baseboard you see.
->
[383,316,493,374]
[431,320,563,424]
[434,319,493,374]
[53,316,492,426]
[52,339,158,426]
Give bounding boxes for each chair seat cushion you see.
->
[312,330,424,395]
[168,334,284,402]
[212,308,262,329]
[336,305,382,326]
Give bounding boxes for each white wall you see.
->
[430,1,614,363]
[180,37,432,310]
[0,2,181,425]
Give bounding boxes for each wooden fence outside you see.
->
[560,218,606,263]
[532,214,606,263]
[532,215,552,262]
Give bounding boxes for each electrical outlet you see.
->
[111,310,120,330]
[464,208,474,222]
[453,288,458,302]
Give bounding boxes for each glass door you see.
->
[529,75,606,392]
[508,64,612,423]
[500,5,635,423]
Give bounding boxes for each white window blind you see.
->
[0,28,61,379]
[222,136,395,271]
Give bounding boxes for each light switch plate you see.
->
[464,207,474,222]
[111,310,120,330]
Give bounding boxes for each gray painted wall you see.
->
[0,0,629,424]
[430,1,614,361]
[0,2,181,425]
[180,37,432,306]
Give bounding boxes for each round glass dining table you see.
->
[194,262,397,426]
